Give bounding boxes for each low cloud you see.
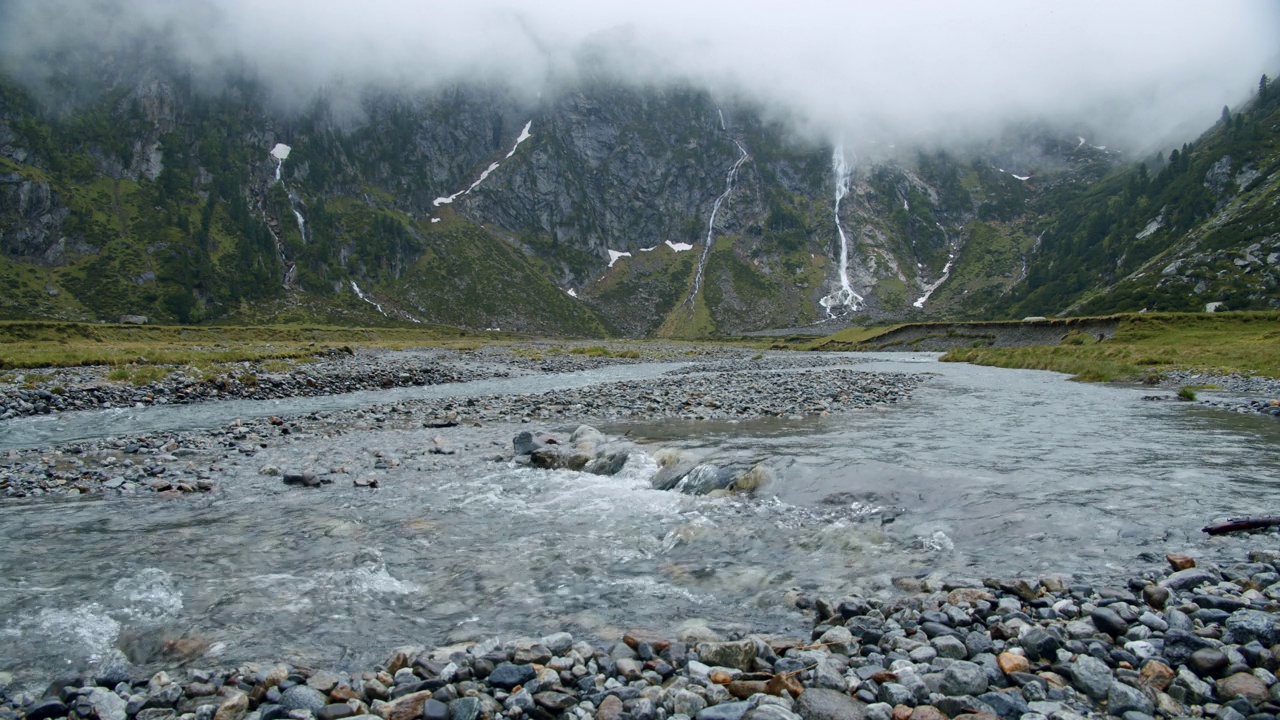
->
[3,0,1277,153]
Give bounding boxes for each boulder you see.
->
[796,688,867,720]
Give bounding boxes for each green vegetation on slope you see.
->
[940,312,1280,381]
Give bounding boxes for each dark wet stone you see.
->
[1090,607,1128,636]
[697,702,753,720]
[422,698,451,720]
[486,662,536,690]
[279,686,327,713]
[796,689,866,720]
[25,699,70,720]
[315,705,356,720]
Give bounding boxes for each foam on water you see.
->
[111,568,183,623]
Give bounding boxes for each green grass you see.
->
[0,320,483,369]
[939,312,1280,381]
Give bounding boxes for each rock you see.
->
[1188,648,1229,678]
[26,698,70,720]
[535,692,577,713]
[746,706,802,720]
[280,687,328,713]
[282,472,320,488]
[511,639,552,664]
[512,432,544,456]
[615,658,643,680]
[448,698,480,720]
[422,699,451,720]
[974,691,1027,720]
[541,631,574,655]
[1020,629,1060,661]
[213,694,249,720]
[1166,554,1196,571]
[820,626,856,656]
[672,690,708,717]
[486,662,536,690]
[908,708,946,720]
[940,661,988,697]
[95,649,133,687]
[86,688,128,720]
[698,640,756,670]
[1089,607,1128,636]
[1141,585,1169,609]
[307,672,341,694]
[1070,656,1113,701]
[1138,661,1175,691]
[997,653,1030,676]
[796,688,866,720]
[596,695,624,720]
[1227,610,1280,646]
[316,705,356,720]
[877,684,915,707]
[697,701,753,720]
[374,691,434,720]
[258,465,282,476]
[932,635,967,660]
[1218,672,1269,705]
[1107,681,1154,716]
[1159,568,1217,591]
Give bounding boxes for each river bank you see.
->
[2,353,1279,720]
[7,543,1280,720]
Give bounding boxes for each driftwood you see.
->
[1202,517,1280,536]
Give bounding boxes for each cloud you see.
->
[3,0,1277,152]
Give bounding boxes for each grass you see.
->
[805,325,899,351]
[569,345,642,359]
[0,320,489,370]
[938,312,1280,382]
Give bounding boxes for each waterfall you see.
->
[687,140,749,306]
[819,145,864,317]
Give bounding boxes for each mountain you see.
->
[1,51,1277,336]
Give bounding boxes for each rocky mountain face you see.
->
[1,54,1277,336]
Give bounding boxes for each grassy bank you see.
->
[939,312,1280,381]
[0,321,495,369]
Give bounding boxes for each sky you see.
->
[3,0,1278,152]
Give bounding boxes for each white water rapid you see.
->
[818,145,864,317]
[687,141,749,306]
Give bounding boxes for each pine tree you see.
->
[1221,105,1231,125]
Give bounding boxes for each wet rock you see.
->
[796,688,866,720]
[1107,681,1154,716]
[1089,607,1128,637]
[1227,610,1280,646]
[1070,656,1113,701]
[698,640,756,670]
[1218,673,1269,705]
[1138,661,1175,692]
[25,698,69,720]
[374,691,434,720]
[1167,554,1197,571]
[447,697,480,720]
[86,688,128,720]
[213,694,249,720]
[282,472,320,488]
[316,705,356,720]
[280,687,328,713]
[940,662,988,697]
[1160,568,1217,591]
[697,701,752,720]
[421,698,451,720]
[486,663,536,690]
[595,695,624,720]
[996,653,1029,676]
[1189,649,1229,678]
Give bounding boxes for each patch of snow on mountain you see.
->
[504,121,533,158]
[665,241,693,252]
[1012,174,1030,181]
[607,250,632,268]
[271,144,291,160]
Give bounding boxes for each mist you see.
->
[2,0,1277,154]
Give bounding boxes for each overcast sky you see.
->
[3,0,1278,152]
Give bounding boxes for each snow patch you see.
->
[1077,136,1087,148]
[504,121,533,158]
[639,245,657,252]
[566,288,578,298]
[1136,215,1164,240]
[607,250,632,268]
[434,121,533,206]
[912,252,956,309]
[665,240,693,252]
[431,217,441,224]
[1012,174,1031,181]
[271,144,291,161]
[351,281,388,317]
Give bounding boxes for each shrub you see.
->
[1177,386,1198,401]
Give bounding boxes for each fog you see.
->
[3,0,1278,152]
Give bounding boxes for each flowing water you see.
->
[2,354,1279,686]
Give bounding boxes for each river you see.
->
[1,353,1277,687]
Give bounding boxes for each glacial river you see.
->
[2,354,1277,687]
